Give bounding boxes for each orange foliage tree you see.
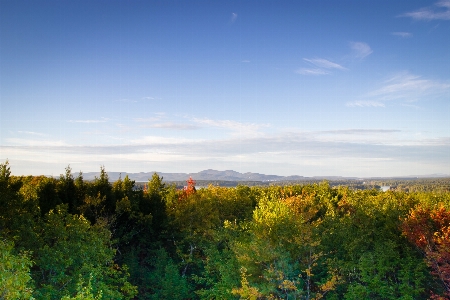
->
[178,177,196,201]
[401,205,450,299]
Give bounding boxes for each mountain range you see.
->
[75,169,450,183]
[80,169,304,182]
[74,169,450,183]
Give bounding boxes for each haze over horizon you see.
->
[1,1,450,177]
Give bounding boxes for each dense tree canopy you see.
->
[1,160,450,299]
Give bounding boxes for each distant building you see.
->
[380,186,391,192]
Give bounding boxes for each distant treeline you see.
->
[138,178,450,191]
[1,161,450,299]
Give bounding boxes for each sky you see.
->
[1,0,450,177]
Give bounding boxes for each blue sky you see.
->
[1,0,450,177]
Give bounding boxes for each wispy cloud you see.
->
[318,129,400,135]
[80,129,107,136]
[346,101,385,108]
[134,115,165,123]
[350,42,373,59]
[312,129,404,145]
[368,72,450,101]
[297,58,346,76]
[400,0,450,20]
[347,72,450,108]
[4,130,449,177]
[401,103,421,109]
[303,58,346,70]
[142,96,155,100]
[134,117,161,123]
[115,99,137,103]
[193,118,269,137]
[391,32,413,38]
[295,68,330,76]
[241,60,250,63]
[68,117,109,123]
[130,135,196,145]
[6,138,68,147]
[18,131,47,136]
[141,122,200,130]
[133,112,166,123]
[133,114,197,130]
[230,12,238,24]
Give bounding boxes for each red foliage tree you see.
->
[401,205,450,299]
[178,177,196,202]
[143,183,148,194]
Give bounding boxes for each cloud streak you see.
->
[69,117,109,124]
[6,138,68,147]
[350,42,373,59]
[348,72,450,108]
[391,32,412,38]
[298,58,346,76]
[3,130,449,177]
[18,131,47,136]
[346,101,385,108]
[193,118,269,137]
[303,58,346,70]
[115,99,137,103]
[230,12,238,24]
[400,0,450,20]
[295,68,330,76]
[141,122,200,130]
[368,72,450,101]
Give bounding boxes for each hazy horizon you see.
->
[1,1,450,177]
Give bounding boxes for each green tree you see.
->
[61,275,102,300]
[33,204,136,299]
[320,188,429,299]
[146,249,192,300]
[144,173,167,232]
[193,234,241,299]
[167,185,220,278]
[34,176,62,216]
[89,166,115,215]
[0,162,40,251]
[0,239,34,300]
[57,165,79,214]
[230,194,327,299]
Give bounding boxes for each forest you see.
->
[1,160,450,299]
